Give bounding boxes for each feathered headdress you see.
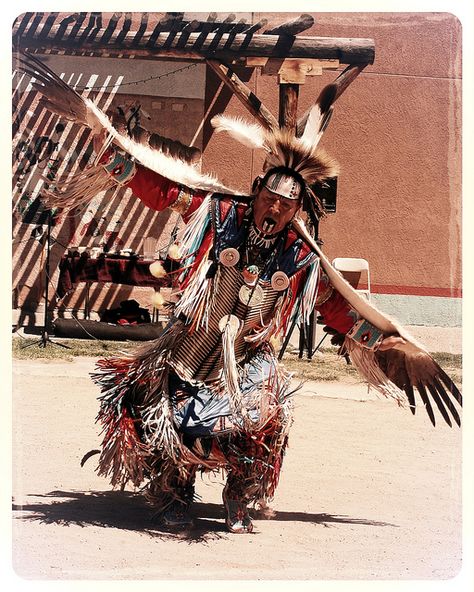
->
[211,116,339,185]
[211,84,339,219]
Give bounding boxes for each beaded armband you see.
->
[170,186,193,215]
[102,149,137,185]
[346,319,384,350]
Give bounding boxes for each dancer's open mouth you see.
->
[262,217,276,233]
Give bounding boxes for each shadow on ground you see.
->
[12,490,398,543]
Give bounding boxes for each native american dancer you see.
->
[15,52,462,533]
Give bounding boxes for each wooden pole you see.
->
[207,60,279,131]
[279,83,299,131]
[264,14,314,36]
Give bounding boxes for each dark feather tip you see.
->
[80,449,101,467]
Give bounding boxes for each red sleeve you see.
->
[127,164,208,220]
[98,148,209,217]
[315,271,357,334]
[127,164,179,211]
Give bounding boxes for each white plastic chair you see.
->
[332,257,371,301]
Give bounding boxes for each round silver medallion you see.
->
[219,247,240,267]
[239,284,264,307]
[271,271,290,291]
[218,314,241,334]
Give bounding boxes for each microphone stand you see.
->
[22,208,70,349]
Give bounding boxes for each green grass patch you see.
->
[12,337,462,385]
[282,348,361,382]
[12,336,129,361]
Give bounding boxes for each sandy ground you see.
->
[10,356,462,584]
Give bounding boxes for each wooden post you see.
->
[279,83,299,131]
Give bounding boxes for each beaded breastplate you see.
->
[170,195,318,384]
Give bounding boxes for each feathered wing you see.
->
[87,104,239,193]
[15,51,104,133]
[298,83,337,149]
[292,217,462,427]
[14,51,240,201]
[374,342,462,427]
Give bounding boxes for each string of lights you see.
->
[74,62,460,92]
[76,62,199,91]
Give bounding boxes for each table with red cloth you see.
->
[57,254,170,299]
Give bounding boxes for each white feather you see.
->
[299,103,325,150]
[211,114,268,150]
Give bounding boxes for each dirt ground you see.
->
[10,356,463,585]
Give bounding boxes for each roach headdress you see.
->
[211,83,339,218]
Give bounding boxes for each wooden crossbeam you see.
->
[12,12,33,37]
[264,14,314,36]
[24,13,45,39]
[114,13,132,45]
[68,13,88,42]
[175,20,201,48]
[97,13,120,45]
[242,19,268,35]
[38,13,58,39]
[131,13,149,47]
[193,15,220,50]
[207,60,279,131]
[246,57,339,83]
[54,14,77,41]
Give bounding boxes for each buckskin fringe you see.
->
[174,255,214,332]
[221,316,245,421]
[41,163,117,211]
[344,337,408,406]
[96,406,150,489]
[225,371,294,506]
[91,322,186,488]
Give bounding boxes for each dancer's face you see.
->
[253,187,301,235]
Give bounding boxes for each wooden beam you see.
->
[16,26,375,65]
[206,60,279,131]
[242,19,268,35]
[247,57,339,83]
[246,57,339,74]
[264,14,314,36]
